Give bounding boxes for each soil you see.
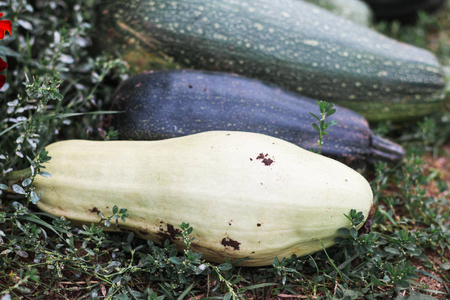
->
[411,142,450,299]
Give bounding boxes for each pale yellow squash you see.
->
[34,131,373,266]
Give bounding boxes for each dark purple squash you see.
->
[108,70,404,168]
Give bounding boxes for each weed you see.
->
[310,100,338,154]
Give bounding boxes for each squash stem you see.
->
[370,135,405,163]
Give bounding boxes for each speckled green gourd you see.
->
[302,0,373,26]
[97,0,446,121]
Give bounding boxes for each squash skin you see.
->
[34,131,373,266]
[97,0,446,121]
[109,70,405,167]
[302,0,373,26]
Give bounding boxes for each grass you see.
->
[0,0,449,299]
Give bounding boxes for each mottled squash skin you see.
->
[303,0,373,26]
[108,70,405,168]
[97,0,446,121]
[34,131,374,266]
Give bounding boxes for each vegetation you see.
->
[310,101,337,154]
[0,0,449,299]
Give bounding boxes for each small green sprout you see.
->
[310,100,338,154]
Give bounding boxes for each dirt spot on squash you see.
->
[157,223,181,243]
[89,207,100,214]
[256,153,274,166]
[221,237,241,250]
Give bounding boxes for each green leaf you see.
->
[217,263,233,271]
[440,262,450,270]
[16,250,29,258]
[84,248,95,256]
[0,183,7,190]
[309,112,321,121]
[242,282,278,291]
[369,275,385,286]
[350,228,358,238]
[17,287,31,294]
[395,279,411,288]
[177,283,194,300]
[185,226,193,235]
[0,122,24,137]
[406,292,439,300]
[39,171,52,178]
[326,120,338,128]
[325,108,336,117]
[30,190,42,204]
[22,178,32,187]
[50,90,64,100]
[169,257,182,265]
[384,247,401,255]
[317,101,327,113]
[338,228,350,236]
[29,274,40,282]
[20,215,69,239]
[127,232,134,244]
[18,19,33,30]
[12,184,26,195]
[0,46,21,57]
[417,269,446,283]
[223,292,232,300]
[312,123,320,133]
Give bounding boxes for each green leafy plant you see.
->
[310,100,338,154]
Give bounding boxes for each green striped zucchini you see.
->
[97,0,446,121]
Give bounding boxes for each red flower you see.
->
[0,12,10,89]
[0,13,11,39]
[0,57,7,89]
